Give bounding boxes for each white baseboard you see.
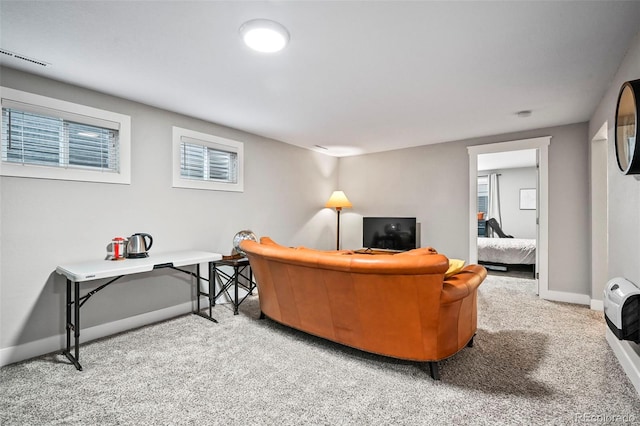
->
[606,328,640,397]
[0,297,216,368]
[590,299,604,311]
[541,289,590,306]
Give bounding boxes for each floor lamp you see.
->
[325,191,352,250]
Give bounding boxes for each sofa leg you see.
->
[467,335,475,348]
[428,362,440,380]
[259,311,265,320]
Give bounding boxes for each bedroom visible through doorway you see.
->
[468,137,550,299]
[477,150,538,282]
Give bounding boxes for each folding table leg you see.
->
[193,263,217,323]
[63,279,83,371]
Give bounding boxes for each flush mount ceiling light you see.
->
[240,19,289,53]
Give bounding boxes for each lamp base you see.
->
[336,208,341,250]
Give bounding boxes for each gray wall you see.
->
[485,167,537,239]
[589,31,640,296]
[339,122,589,295]
[0,67,338,350]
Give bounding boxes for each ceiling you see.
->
[1,1,639,157]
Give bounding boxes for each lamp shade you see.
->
[325,191,352,209]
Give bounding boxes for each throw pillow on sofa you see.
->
[445,259,466,278]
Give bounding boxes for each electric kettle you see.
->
[126,233,153,258]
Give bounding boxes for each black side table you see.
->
[212,258,256,315]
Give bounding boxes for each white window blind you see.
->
[477,175,489,214]
[180,137,237,183]
[1,107,119,172]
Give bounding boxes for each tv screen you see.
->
[362,217,417,251]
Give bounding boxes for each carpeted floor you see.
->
[1,275,639,425]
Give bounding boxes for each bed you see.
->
[477,237,536,273]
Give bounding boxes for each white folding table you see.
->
[56,250,222,370]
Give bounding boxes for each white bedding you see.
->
[477,237,536,265]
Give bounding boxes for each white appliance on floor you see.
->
[604,277,640,343]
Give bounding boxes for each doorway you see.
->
[468,137,550,299]
[477,150,538,282]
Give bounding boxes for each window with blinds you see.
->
[172,126,244,192]
[477,175,489,215]
[180,140,237,183]
[0,86,131,184]
[1,108,119,172]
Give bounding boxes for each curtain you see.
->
[487,173,501,237]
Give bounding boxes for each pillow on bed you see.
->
[445,259,466,278]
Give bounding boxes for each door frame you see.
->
[468,136,550,299]
[590,122,608,310]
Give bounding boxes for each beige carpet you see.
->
[1,275,638,425]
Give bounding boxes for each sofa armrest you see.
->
[260,236,278,245]
[440,265,487,304]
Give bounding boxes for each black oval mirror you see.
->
[615,79,640,174]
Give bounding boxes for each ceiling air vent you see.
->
[0,48,50,67]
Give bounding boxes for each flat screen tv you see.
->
[362,217,417,251]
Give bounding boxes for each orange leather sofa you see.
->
[240,237,487,379]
